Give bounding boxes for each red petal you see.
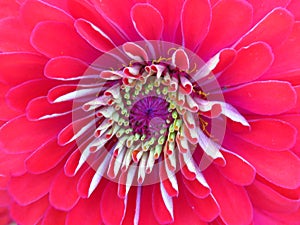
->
[260,69,300,86]
[0,83,21,120]
[152,183,173,224]
[49,170,80,210]
[181,0,211,50]
[10,196,48,225]
[218,42,273,87]
[92,0,140,41]
[26,96,72,120]
[224,135,300,189]
[212,48,236,74]
[181,175,210,198]
[149,0,185,42]
[224,81,297,115]
[0,190,10,207]
[68,0,125,45]
[253,209,286,225]
[235,8,294,49]
[139,186,160,225]
[204,166,253,225]
[74,18,115,52]
[247,180,300,213]
[101,182,126,225]
[287,0,300,20]
[131,3,163,40]
[197,0,253,60]
[25,138,72,174]
[7,79,60,112]
[267,22,300,74]
[20,0,73,30]
[45,56,94,80]
[172,189,208,225]
[234,119,297,151]
[0,151,29,176]
[0,115,70,153]
[0,0,19,18]
[218,150,256,185]
[31,21,100,62]
[41,207,66,225]
[8,164,62,205]
[247,0,290,23]
[0,52,46,85]
[0,17,34,52]
[66,184,103,225]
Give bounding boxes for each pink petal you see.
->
[7,79,60,112]
[247,0,290,23]
[10,196,48,225]
[0,115,70,153]
[181,0,211,50]
[45,56,95,80]
[131,3,163,40]
[25,138,72,174]
[0,0,19,17]
[0,151,29,176]
[212,48,236,74]
[172,190,208,225]
[197,0,253,60]
[247,180,300,213]
[20,0,73,30]
[235,8,294,50]
[224,135,300,189]
[41,207,66,225]
[181,175,210,198]
[0,83,21,121]
[66,184,103,225]
[266,22,300,74]
[0,190,10,207]
[0,52,46,85]
[0,17,34,52]
[139,186,160,225]
[149,0,185,41]
[8,164,62,205]
[26,96,72,120]
[49,170,80,211]
[234,119,297,151]
[217,150,256,185]
[287,0,300,20]
[74,18,116,52]
[260,69,300,86]
[223,81,297,115]
[205,166,253,225]
[101,182,126,225]
[92,0,140,41]
[31,21,100,62]
[218,42,273,87]
[253,209,286,225]
[68,0,125,45]
[152,183,174,224]
[184,191,220,222]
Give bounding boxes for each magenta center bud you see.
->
[129,96,171,137]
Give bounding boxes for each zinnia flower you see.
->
[1,0,300,224]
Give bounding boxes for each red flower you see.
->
[1,0,300,225]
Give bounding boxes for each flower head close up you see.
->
[0,0,300,225]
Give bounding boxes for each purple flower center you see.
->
[129,96,171,137]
